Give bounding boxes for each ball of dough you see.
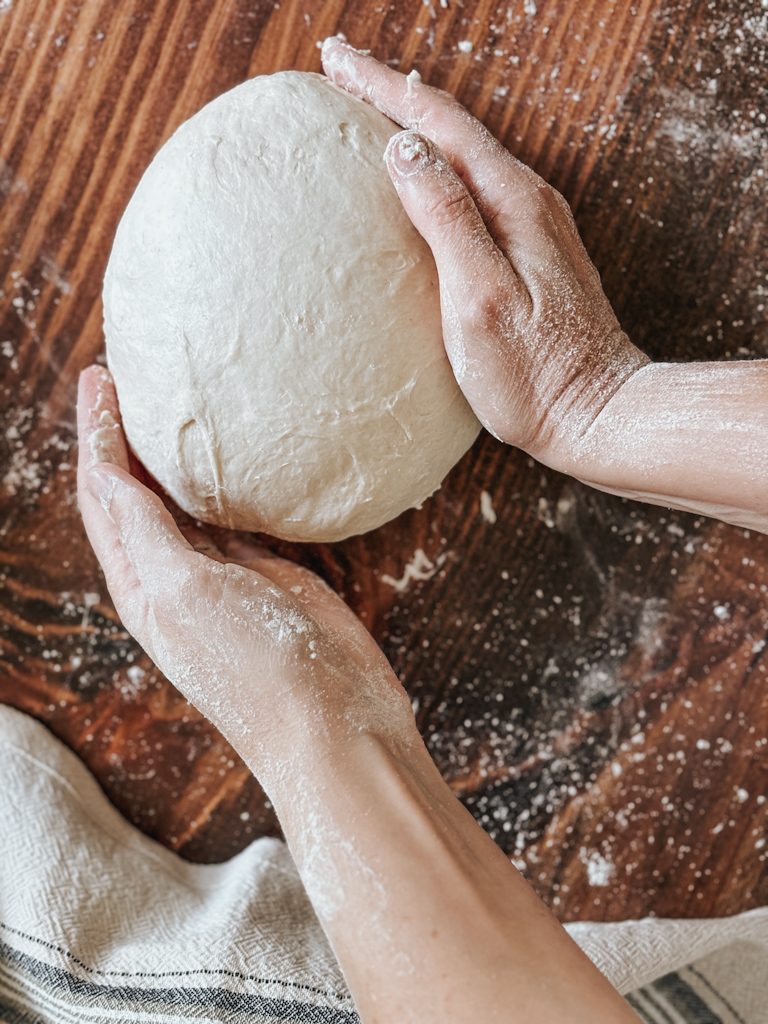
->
[104,71,480,542]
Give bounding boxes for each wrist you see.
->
[531,334,650,473]
[233,675,420,802]
[263,718,431,900]
[541,359,768,535]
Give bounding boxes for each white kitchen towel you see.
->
[1,703,765,1023]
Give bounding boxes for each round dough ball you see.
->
[104,71,480,542]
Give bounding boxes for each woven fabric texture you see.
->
[1,704,766,1023]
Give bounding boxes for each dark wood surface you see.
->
[1,0,767,923]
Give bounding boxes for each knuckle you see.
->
[534,180,575,225]
[425,185,475,229]
[547,184,576,223]
[463,286,505,333]
[420,90,483,141]
[432,86,458,104]
[426,87,462,115]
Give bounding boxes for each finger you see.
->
[177,521,228,561]
[83,463,200,651]
[222,537,322,603]
[221,536,279,565]
[77,367,199,651]
[77,365,129,484]
[321,37,514,200]
[87,463,195,600]
[322,37,584,276]
[385,130,529,391]
[322,39,531,217]
[77,367,148,639]
[77,371,195,646]
[221,537,380,667]
[385,131,523,306]
[222,537,343,620]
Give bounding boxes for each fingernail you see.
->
[321,34,343,56]
[321,34,357,62]
[386,131,434,178]
[87,408,121,466]
[87,465,119,515]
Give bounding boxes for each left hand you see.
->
[77,364,416,789]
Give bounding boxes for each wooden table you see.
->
[1,0,767,924]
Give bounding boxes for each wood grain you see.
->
[1,0,767,923]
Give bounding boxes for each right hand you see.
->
[322,37,649,465]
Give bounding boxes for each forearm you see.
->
[551,361,768,533]
[241,718,638,1024]
[78,365,635,1021]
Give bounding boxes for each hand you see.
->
[78,369,640,1024]
[323,38,768,535]
[76,364,416,789]
[322,36,648,464]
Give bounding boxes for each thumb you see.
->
[384,130,527,388]
[85,463,197,658]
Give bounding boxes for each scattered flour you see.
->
[81,591,100,630]
[381,548,446,593]
[405,69,421,95]
[480,490,497,524]
[122,664,147,698]
[581,848,616,887]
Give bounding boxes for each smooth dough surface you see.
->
[104,71,481,542]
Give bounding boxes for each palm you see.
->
[77,365,397,718]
